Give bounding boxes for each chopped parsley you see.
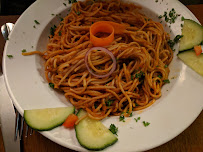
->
[119,115,125,122]
[76,11,81,15]
[49,83,54,88]
[7,55,13,58]
[58,31,62,36]
[135,71,145,79]
[181,16,185,21]
[109,124,118,135]
[50,25,57,36]
[157,75,162,79]
[63,3,67,6]
[68,0,77,4]
[106,99,114,107]
[34,20,40,25]
[59,17,64,21]
[21,49,26,53]
[131,75,134,80]
[143,121,150,127]
[51,13,55,16]
[134,117,140,122]
[33,25,36,28]
[168,35,183,49]
[155,0,158,2]
[158,8,179,24]
[164,65,168,68]
[163,79,170,83]
[174,35,183,43]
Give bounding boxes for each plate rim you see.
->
[3,0,203,151]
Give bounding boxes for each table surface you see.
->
[0,4,203,152]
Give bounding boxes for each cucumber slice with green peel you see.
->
[178,50,203,76]
[179,19,203,51]
[75,109,118,151]
[24,107,75,131]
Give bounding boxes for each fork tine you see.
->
[25,125,29,138]
[15,111,20,141]
[19,117,24,140]
[30,128,33,135]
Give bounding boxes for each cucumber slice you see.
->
[178,50,203,76]
[24,107,75,131]
[75,109,118,151]
[179,19,203,51]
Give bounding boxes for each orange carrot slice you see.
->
[90,21,126,46]
[62,114,78,128]
[194,45,202,56]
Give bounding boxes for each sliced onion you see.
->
[85,47,116,78]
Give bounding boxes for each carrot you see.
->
[62,114,78,128]
[90,21,126,46]
[194,45,202,56]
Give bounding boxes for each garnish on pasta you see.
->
[23,0,173,121]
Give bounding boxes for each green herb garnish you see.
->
[168,35,183,49]
[106,100,114,107]
[58,31,62,36]
[109,124,118,135]
[7,55,13,58]
[59,17,64,21]
[50,25,57,36]
[181,16,185,21]
[131,75,134,80]
[163,79,170,83]
[119,115,125,122]
[143,121,150,127]
[164,65,168,68]
[109,124,118,136]
[135,71,145,79]
[134,117,140,122]
[68,0,77,4]
[76,11,81,15]
[158,8,179,24]
[34,20,40,25]
[157,75,162,79]
[49,83,54,88]
[22,49,26,53]
[63,3,67,6]
[174,35,183,43]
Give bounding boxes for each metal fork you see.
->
[15,111,34,140]
[1,23,34,141]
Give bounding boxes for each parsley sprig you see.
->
[34,20,40,25]
[168,35,183,49]
[143,121,150,127]
[119,115,125,122]
[49,83,54,88]
[68,0,77,4]
[106,99,114,107]
[134,117,140,122]
[7,55,13,58]
[109,124,118,135]
[158,8,179,24]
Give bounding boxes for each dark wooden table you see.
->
[0,4,203,152]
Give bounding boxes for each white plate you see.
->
[3,0,203,151]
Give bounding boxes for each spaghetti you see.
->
[23,0,173,120]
